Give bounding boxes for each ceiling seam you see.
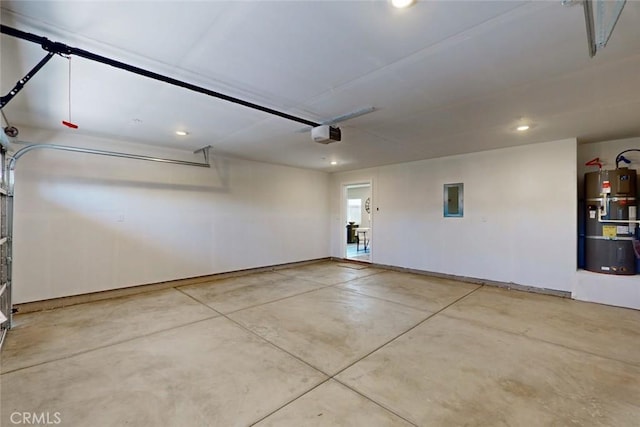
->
[291,2,552,111]
[390,48,640,127]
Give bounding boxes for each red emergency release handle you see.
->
[62,120,78,129]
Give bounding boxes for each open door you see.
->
[343,182,372,262]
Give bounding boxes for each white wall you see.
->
[14,128,637,306]
[12,128,330,303]
[575,137,640,309]
[330,139,578,292]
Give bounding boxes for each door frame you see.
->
[341,179,373,262]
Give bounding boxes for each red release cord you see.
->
[62,56,78,129]
[585,157,602,169]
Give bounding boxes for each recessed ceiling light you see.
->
[330,161,338,165]
[175,130,189,136]
[392,0,415,8]
[516,125,530,132]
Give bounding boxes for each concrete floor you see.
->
[1,261,639,426]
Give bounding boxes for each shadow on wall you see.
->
[14,184,225,303]
[13,149,232,194]
[12,155,235,303]
[13,148,331,302]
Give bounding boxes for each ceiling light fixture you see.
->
[330,161,338,165]
[175,130,189,136]
[392,0,415,8]
[516,125,530,132]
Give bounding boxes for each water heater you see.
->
[584,167,638,275]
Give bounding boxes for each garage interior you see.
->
[1,1,639,425]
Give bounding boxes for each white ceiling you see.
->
[1,1,639,172]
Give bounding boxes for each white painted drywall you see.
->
[12,128,330,303]
[330,139,578,292]
[575,137,640,309]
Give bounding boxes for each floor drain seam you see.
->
[329,285,484,379]
[174,287,224,315]
[438,311,640,368]
[221,284,340,316]
[334,287,435,313]
[330,378,419,427]
[221,313,333,377]
[0,315,220,376]
[248,378,333,426]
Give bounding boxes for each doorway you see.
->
[343,182,372,262]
